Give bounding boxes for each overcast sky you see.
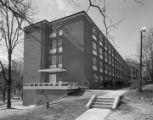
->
[1,0,153,61]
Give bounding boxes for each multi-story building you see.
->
[23,11,130,105]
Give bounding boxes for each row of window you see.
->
[93,73,128,82]
[49,54,62,67]
[93,73,104,82]
[93,72,128,83]
[49,30,63,38]
[92,28,128,69]
[93,58,128,74]
[50,39,62,49]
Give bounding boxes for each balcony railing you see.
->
[23,82,79,90]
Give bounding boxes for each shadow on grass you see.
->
[68,88,85,96]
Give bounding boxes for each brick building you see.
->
[23,11,130,105]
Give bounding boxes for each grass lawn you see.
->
[105,84,153,120]
[0,90,108,120]
[0,98,88,120]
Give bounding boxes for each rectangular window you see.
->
[92,28,96,33]
[92,57,97,70]
[93,73,98,82]
[100,75,103,81]
[100,61,103,68]
[105,64,108,74]
[100,61,103,73]
[99,41,103,46]
[57,39,62,47]
[109,55,111,64]
[92,41,97,50]
[105,52,107,62]
[92,34,97,41]
[105,41,107,50]
[99,34,103,41]
[58,54,62,65]
[99,61,103,71]
[50,32,56,38]
[51,55,56,65]
[59,30,63,36]
[50,39,56,49]
[105,76,107,81]
[93,57,97,66]
[99,47,103,54]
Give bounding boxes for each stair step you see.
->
[92,103,112,107]
[96,97,115,100]
[95,99,114,102]
[91,104,112,109]
[93,101,113,105]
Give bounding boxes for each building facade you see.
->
[129,65,139,80]
[23,11,130,105]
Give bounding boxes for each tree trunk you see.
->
[7,51,12,108]
[2,83,6,103]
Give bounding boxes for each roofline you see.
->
[49,11,85,24]
[24,20,49,29]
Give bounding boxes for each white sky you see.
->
[1,0,153,61]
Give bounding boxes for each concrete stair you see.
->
[91,97,115,109]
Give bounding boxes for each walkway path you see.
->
[76,89,128,120]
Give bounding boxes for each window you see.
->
[112,59,114,66]
[99,47,103,54]
[92,57,97,70]
[93,73,98,82]
[50,39,56,49]
[105,76,107,81]
[105,52,107,62]
[109,55,111,64]
[58,54,62,65]
[100,75,103,81]
[93,57,97,66]
[59,30,63,36]
[50,32,56,38]
[109,65,112,75]
[100,62,103,73]
[92,28,96,33]
[99,41,103,46]
[99,35,103,46]
[105,64,108,74]
[100,61,103,68]
[57,39,62,47]
[92,41,97,50]
[99,34,103,41]
[99,47,103,59]
[92,34,97,41]
[105,41,108,50]
[50,54,56,65]
[92,41,97,55]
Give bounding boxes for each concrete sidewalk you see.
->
[76,89,128,120]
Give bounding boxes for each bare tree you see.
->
[0,61,7,103]
[0,0,32,108]
[142,28,153,82]
[12,60,23,98]
[70,0,143,46]
[0,0,33,25]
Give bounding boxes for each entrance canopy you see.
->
[38,68,67,73]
